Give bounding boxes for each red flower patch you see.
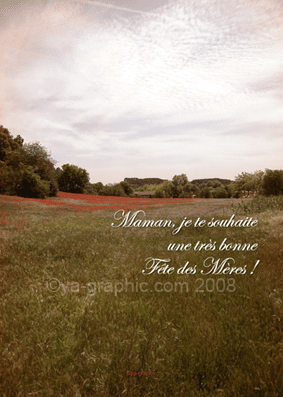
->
[0,192,198,213]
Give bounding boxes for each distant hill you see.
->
[124,177,166,189]
[191,178,232,186]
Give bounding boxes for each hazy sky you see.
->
[0,0,283,184]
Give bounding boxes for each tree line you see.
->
[0,126,134,198]
[124,177,166,189]
[1,125,283,199]
[132,170,283,198]
[0,126,57,198]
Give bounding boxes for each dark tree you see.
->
[0,127,58,198]
[262,169,283,196]
[120,181,134,196]
[22,142,58,196]
[0,125,21,162]
[172,174,189,187]
[16,165,50,199]
[101,184,126,197]
[199,187,213,198]
[58,164,90,193]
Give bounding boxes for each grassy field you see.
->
[0,194,283,396]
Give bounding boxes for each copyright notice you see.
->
[46,277,237,296]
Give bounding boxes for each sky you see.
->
[0,0,283,184]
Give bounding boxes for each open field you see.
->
[1,194,283,396]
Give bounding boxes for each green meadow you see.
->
[0,196,283,396]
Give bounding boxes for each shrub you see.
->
[178,192,192,198]
[101,184,126,197]
[262,169,283,196]
[119,181,134,196]
[199,187,213,198]
[16,165,50,198]
[22,142,58,197]
[58,164,89,193]
[153,188,166,198]
[213,187,228,198]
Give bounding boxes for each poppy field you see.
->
[0,193,283,396]
[0,191,198,212]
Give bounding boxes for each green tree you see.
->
[153,188,165,198]
[172,174,189,187]
[93,182,104,195]
[58,164,90,193]
[207,180,222,188]
[84,182,104,195]
[0,126,24,195]
[14,135,24,147]
[199,186,213,198]
[16,164,50,199]
[182,182,200,197]
[234,171,264,196]
[101,184,126,197]
[234,172,252,195]
[226,182,238,198]
[0,165,15,195]
[22,142,58,196]
[262,169,283,196]
[120,181,134,196]
[212,186,228,198]
[0,125,21,163]
[0,126,58,198]
[161,181,176,197]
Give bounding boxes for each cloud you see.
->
[0,0,283,183]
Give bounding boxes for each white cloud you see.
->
[0,0,283,183]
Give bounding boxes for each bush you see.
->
[16,165,50,199]
[93,182,104,195]
[232,190,242,198]
[182,182,199,197]
[85,182,100,195]
[101,184,126,197]
[22,142,58,197]
[213,187,228,198]
[153,188,165,198]
[0,165,16,195]
[178,192,192,198]
[199,187,213,198]
[262,169,283,196]
[58,164,89,193]
[159,181,176,198]
[119,181,134,196]
[0,125,21,162]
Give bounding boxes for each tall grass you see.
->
[231,195,283,214]
[0,196,282,396]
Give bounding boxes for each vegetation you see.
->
[90,181,134,197]
[262,169,283,196]
[233,171,264,196]
[57,164,90,194]
[16,165,51,199]
[191,178,232,187]
[0,195,282,396]
[22,141,58,197]
[1,125,283,200]
[84,181,104,195]
[0,126,58,198]
[124,177,166,189]
[231,194,283,214]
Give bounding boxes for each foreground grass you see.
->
[0,196,283,396]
